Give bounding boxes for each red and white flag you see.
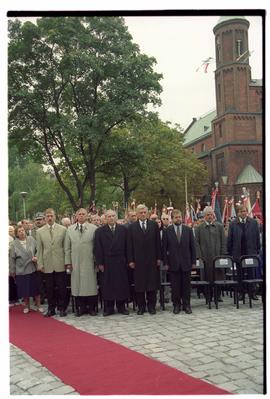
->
[241,187,252,216]
[229,197,237,219]
[184,204,192,226]
[222,197,229,224]
[196,57,215,73]
[251,198,263,224]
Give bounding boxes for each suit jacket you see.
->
[162,224,196,272]
[37,223,66,273]
[227,217,260,260]
[9,236,37,275]
[127,219,161,292]
[94,224,129,300]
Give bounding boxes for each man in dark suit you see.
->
[127,204,161,315]
[94,210,130,316]
[227,204,261,299]
[162,209,196,314]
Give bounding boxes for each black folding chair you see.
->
[213,256,239,309]
[191,258,211,309]
[239,255,264,308]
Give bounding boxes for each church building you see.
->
[183,16,263,206]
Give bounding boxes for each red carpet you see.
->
[10,306,230,395]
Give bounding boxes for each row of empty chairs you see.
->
[159,255,264,311]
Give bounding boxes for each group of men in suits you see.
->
[33,202,261,318]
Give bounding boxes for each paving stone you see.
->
[10,385,25,395]
[217,381,241,392]
[198,355,217,364]
[17,378,44,390]
[28,383,59,394]
[49,385,76,394]
[189,371,209,379]
[204,374,229,384]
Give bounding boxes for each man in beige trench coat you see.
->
[65,208,98,316]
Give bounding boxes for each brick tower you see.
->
[212,16,263,202]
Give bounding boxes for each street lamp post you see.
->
[20,191,28,219]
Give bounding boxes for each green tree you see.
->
[97,125,146,209]
[8,17,162,210]
[133,117,208,211]
[9,160,67,221]
[97,115,208,212]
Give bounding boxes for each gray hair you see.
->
[136,204,148,213]
[203,206,214,216]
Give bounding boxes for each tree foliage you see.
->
[8,159,68,221]
[97,115,208,211]
[8,16,162,210]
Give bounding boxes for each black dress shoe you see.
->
[137,309,144,315]
[103,310,114,317]
[59,310,67,317]
[251,294,259,300]
[173,305,181,314]
[217,297,223,302]
[44,310,56,317]
[118,308,129,315]
[148,308,156,315]
[75,310,82,317]
[184,306,192,314]
[89,310,98,316]
[75,308,86,317]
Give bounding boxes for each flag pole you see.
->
[185,173,188,205]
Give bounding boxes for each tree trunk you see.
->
[89,166,96,206]
[123,175,130,210]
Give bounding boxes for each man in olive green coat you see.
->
[36,208,67,317]
[195,206,226,300]
[65,208,98,316]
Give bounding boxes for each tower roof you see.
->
[214,16,249,32]
[235,164,263,185]
[217,16,247,24]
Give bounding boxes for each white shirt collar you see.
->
[47,223,55,229]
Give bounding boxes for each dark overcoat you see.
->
[94,224,129,301]
[162,224,196,272]
[195,221,227,282]
[227,217,260,261]
[127,220,161,292]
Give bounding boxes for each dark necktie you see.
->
[111,226,115,234]
[49,226,53,239]
[240,221,247,255]
[176,225,181,243]
[142,221,146,232]
[79,224,83,233]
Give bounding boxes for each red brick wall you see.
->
[249,87,262,112]
[222,30,233,62]
[232,115,257,140]
[223,68,234,110]
[236,66,249,111]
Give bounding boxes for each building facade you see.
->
[183,16,263,206]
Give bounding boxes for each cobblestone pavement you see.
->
[10,292,264,395]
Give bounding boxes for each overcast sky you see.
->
[124,15,263,129]
[8,14,263,130]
